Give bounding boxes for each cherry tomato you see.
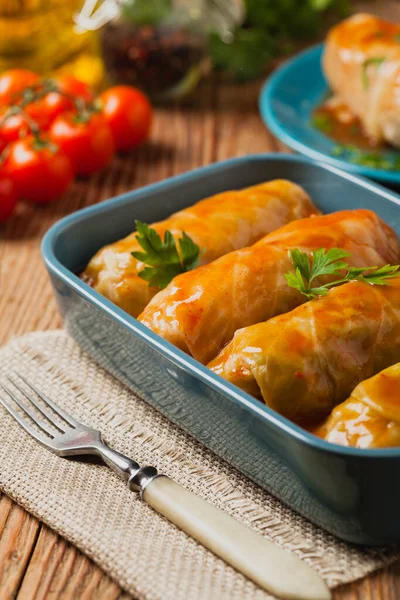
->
[49,111,115,175]
[0,108,31,147]
[0,174,17,221]
[52,75,93,104]
[3,137,74,204]
[100,86,152,152]
[0,69,40,106]
[26,75,94,131]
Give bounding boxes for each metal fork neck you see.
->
[96,442,140,481]
[95,441,159,496]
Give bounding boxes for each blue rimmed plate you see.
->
[260,44,400,186]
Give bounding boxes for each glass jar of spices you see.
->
[76,0,210,102]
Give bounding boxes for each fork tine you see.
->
[14,373,79,428]
[0,382,57,437]
[0,392,54,447]
[7,376,66,433]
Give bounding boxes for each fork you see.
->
[0,374,330,600]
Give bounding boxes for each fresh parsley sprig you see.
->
[132,221,201,289]
[285,247,400,300]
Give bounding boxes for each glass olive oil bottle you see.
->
[0,0,103,88]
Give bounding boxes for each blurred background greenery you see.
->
[208,0,350,81]
[0,0,382,99]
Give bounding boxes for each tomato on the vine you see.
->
[0,174,17,222]
[26,75,94,131]
[51,75,93,105]
[0,109,31,147]
[3,136,74,204]
[0,69,39,106]
[100,86,152,152]
[49,111,115,176]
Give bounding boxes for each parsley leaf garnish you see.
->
[285,247,400,299]
[362,57,385,90]
[132,221,201,289]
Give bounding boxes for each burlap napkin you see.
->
[0,330,398,600]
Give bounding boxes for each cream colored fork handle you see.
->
[143,476,331,600]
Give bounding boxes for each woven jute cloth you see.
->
[0,330,398,600]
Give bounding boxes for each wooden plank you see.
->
[0,495,40,599]
[17,525,130,600]
[333,562,400,600]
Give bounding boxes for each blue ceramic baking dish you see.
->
[42,154,400,546]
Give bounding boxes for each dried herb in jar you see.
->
[100,0,207,101]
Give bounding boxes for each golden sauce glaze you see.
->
[208,278,400,424]
[82,180,317,318]
[139,209,400,364]
[315,363,400,448]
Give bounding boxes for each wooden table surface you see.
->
[1,3,400,597]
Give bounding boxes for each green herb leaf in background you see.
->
[312,113,333,133]
[308,0,334,10]
[331,144,400,171]
[132,221,201,289]
[361,56,385,90]
[208,0,350,81]
[208,28,273,81]
[121,0,172,26]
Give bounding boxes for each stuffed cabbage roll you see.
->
[82,180,316,317]
[208,278,400,424]
[315,363,400,448]
[139,210,400,364]
[323,13,400,147]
